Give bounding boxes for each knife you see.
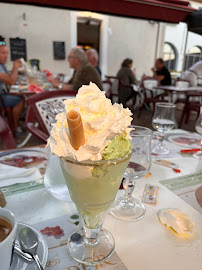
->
[14,244,34,262]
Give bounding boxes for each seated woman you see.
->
[0,44,24,134]
[116,58,137,108]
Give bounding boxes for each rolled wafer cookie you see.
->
[67,110,85,150]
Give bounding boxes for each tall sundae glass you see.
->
[60,150,131,265]
[47,83,133,265]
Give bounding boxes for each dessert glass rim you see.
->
[60,149,132,167]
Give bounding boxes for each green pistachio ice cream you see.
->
[102,135,132,160]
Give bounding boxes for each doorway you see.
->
[77,17,101,57]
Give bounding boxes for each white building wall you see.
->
[0,3,72,75]
[1,2,184,80]
[107,16,160,79]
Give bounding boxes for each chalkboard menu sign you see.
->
[10,38,27,61]
[53,41,65,60]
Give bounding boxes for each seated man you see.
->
[0,43,24,133]
[49,48,103,91]
[151,58,171,85]
[86,48,102,77]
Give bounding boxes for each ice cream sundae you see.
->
[47,82,133,265]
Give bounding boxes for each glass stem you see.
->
[83,226,101,247]
[158,131,165,148]
[79,209,106,247]
[123,178,135,202]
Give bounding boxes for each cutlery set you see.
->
[14,227,44,270]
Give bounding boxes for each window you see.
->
[163,42,177,71]
[185,46,202,70]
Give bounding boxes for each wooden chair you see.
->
[105,76,120,103]
[0,115,16,150]
[138,77,166,117]
[179,91,202,128]
[102,80,112,99]
[105,76,138,108]
[25,90,76,142]
[174,79,190,104]
[0,96,15,136]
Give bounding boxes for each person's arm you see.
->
[128,69,137,84]
[49,77,73,90]
[151,67,164,82]
[0,60,22,86]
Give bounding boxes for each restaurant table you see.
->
[1,135,202,270]
[158,85,202,102]
[9,83,57,96]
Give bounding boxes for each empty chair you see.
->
[105,76,120,103]
[0,115,16,150]
[102,80,112,99]
[25,90,76,142]
[138,77,166,117]
[174,79,190,104]
[179,91,202,128]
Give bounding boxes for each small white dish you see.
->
[10,222,48,270]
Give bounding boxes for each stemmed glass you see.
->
[59,150,131,265]
[152,102,176,155]
[193,106,202,159]
[110,126,152,221]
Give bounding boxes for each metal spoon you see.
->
[19,227,44,270]
[14,244,34,262]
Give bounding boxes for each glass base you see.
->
[152,144,169,155]
[68,228,115,265]
[193,151,202,159]
[110,197,146,221]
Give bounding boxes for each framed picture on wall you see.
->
[53,41,65,60]
[10,38,27,61]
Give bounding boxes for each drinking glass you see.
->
[152,102,176,155]
[193,106,202,159]
[59,150,132,265]
[110,126,152,221]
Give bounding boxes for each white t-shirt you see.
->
[181,70,197,86]
[189,61,202,77]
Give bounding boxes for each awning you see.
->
[1,0,196,23]
[187,10,202,35]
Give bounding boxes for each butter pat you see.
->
[158,208,194,235]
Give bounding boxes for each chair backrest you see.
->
[26,90,76,135]
[174,79,190,88]
[105,76,120,95]
[102,80,112,98]
[142,78,159,90]
[197,77,202,86]
[0,116,16,150]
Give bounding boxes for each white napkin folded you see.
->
[0,164,42,187]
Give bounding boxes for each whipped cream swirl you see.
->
[48,82,133,161]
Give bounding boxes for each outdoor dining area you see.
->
[1,1,202,270]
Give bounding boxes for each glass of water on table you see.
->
[152,102,176,155]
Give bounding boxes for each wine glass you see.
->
[59,150,132,265]
[193,108,202,159]
[110,126,152,221]
[152,102,176,155]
